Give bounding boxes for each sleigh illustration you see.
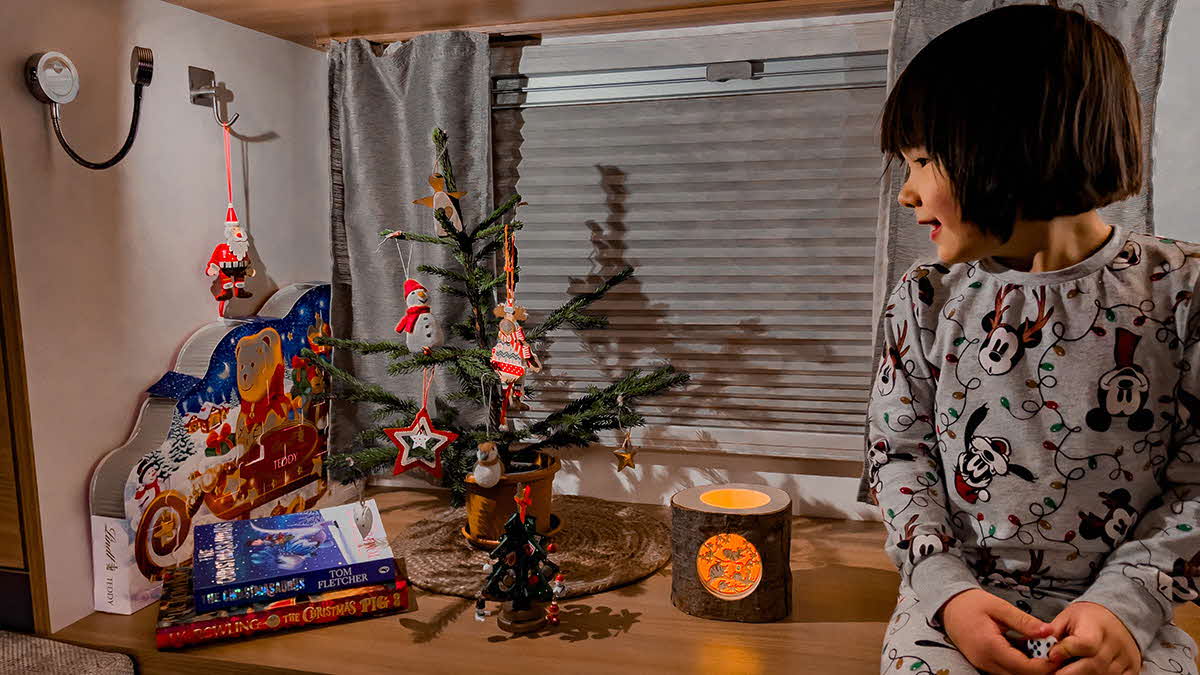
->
[89,283,335,614]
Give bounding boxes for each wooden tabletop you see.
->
[54,488,1200,674]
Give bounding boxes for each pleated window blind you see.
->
[492,50,886,459]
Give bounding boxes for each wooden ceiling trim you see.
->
[318,0,892,47]
[166,0,891,49]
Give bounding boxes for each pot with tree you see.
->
[303,128,688,548]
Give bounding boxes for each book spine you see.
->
[157,582,409,649]
[194,559,396,613]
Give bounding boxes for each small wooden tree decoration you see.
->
[474,485,565,633]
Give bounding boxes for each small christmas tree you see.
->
[303,128,689,504]
[475,485,564,633]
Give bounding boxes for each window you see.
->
[492,14,890,460]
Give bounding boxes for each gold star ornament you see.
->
[613,430,637,471]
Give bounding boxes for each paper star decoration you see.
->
[385,408,459,479]
[613,430,637,472]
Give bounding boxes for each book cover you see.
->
[192,500,395,613]
[156,560,411,649]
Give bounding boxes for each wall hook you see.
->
[189,66,239,128]
[24,47,154,170]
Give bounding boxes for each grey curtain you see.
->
[328,33,492,454]
[880,0,1178,294]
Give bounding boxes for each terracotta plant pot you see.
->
[462,452,562,550]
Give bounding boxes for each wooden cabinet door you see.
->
[0,313,24,569]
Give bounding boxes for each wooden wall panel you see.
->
[163,0,891,48]
[0,129,46,632]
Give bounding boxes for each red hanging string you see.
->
[223,124,234,206]
[422,366,434,410]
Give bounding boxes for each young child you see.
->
[863,5,1199,674]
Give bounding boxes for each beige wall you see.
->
[0,0,328,631]
[1152,0,1199,243]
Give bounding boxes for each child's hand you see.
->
[941,588,1057,675]
[1047,601,1141,674]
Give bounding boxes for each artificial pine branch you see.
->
[434,209,471,249]
[325,446,398,484]
[470,194,521,239]
[523,365,690,453]
[378,228,453,246]
[417,264,470,284]
[353,426,392,447]
[439,284,469,298]
[474,216,524,245]
[314,336,410,358]
[386,346,491,375]
[301,349,415,411]
[432,128,457,192]
[526,266,634,342]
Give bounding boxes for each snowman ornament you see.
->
[395,279,442,353]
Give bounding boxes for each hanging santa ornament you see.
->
[385,366,458,478]
[205,124,254,317]
[491,221,542,425]
[395,278,442,354]
[412,173,467,234]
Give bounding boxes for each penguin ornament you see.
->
[395,278,442,354]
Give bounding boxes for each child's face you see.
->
[897,147,999,264]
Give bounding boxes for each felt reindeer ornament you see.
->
[491,302,541,424]
[412,174,467,234]
[490,220,541,425]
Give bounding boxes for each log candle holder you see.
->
[670,483,791,622]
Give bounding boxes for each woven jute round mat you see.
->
[391,495,671,599]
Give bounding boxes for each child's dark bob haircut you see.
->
[880,3,1142,243]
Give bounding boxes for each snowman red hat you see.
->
[396,278,431,334]
[404,279,428,297]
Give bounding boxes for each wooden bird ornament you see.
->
[413,174,467,234]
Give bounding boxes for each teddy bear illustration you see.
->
[1086,328,1153,432]
[1077,488,1139,548]
[234,327,292,453]
[953,404,1037,504]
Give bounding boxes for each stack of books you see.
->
[156,499,410,649]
